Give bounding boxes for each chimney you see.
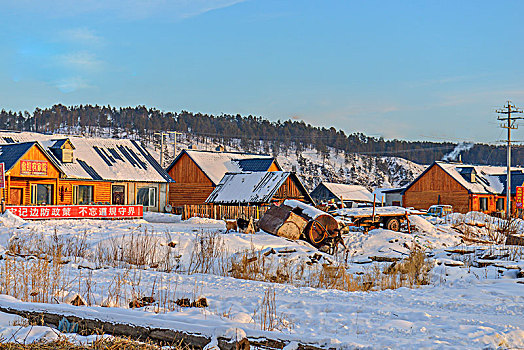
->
[458,154,462,163]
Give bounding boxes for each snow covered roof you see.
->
[319,182,374,202]
[0,132,173,183]
[436,162,505,194]
[0,142,65,175]
[405,161,516,195]
[205,171,312,204]
[167,149,280,185]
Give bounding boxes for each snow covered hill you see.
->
[147,133,425,191]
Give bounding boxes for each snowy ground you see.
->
[0,211,522,349]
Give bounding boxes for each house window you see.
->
[112,185,126,205]
[137,187,157,207]
[479,197,488,211]
[73,185,94,204]
[496,198,505,211]
[31,184,53,205]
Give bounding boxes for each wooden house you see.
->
[310,182,373,206]
[205,171,313,205]
[0,142,64,205]
[0,132,173,212]
[166,149,281,207]
[403,161,520,214]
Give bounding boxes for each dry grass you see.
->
[8,229,89,262]
[0,252,69,303]
[507,244,524,260]
[252,286,291,332]
[451,213,524,245]
[228,247,432,292]
[187,231,228,275]
[94,229,176,272]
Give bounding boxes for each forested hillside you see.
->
[0,104,517,166]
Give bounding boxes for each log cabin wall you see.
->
[403,164,471,213]
[58,180,112,205]
[7,179,57,205]
[470,194,496,213]
[168,152,215,206]
[273,176,308,203]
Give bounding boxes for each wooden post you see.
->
[372,194,376,222]
[6,174,10,205]
[406,211,411,234]
[55,178,59,205]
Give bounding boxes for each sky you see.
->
[1,0,524,143]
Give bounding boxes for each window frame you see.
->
[73,185,94,205]
[31,184,53,205]
[479,197,488,211]
[137,186,157,207]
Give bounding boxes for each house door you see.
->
[9,188,23,205]
[112,185,125,205]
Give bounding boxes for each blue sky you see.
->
[1,0,524,143]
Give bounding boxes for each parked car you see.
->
[426,205,453,218]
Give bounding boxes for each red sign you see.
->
[0,163,4,189]
[20,160,48,176]
[516,186,524,208]
[6,205,143,220]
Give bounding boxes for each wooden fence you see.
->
[181,204,271,221]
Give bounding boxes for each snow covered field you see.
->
[0,211,522,349]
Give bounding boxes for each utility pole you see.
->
[154,131,183,168]
[154,132,167,167]
[496,101,524,218]
[168,131,183,159]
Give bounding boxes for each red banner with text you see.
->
[516,186,524,209]
[20,160,48,176]
[6,205,143,220]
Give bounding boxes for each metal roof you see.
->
[237,158,278,172]
[496,173,524,196]
[206,171,313,204]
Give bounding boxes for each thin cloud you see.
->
[54,76,92,93]
[57,51,104,71]
[60,27,103,45]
